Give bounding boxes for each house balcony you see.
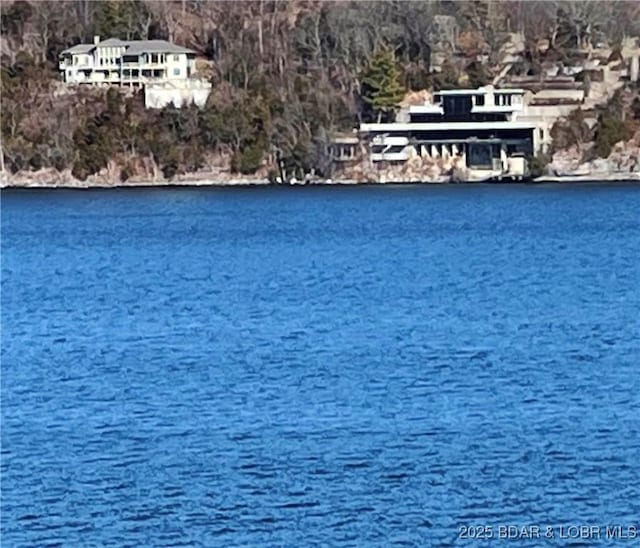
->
[95,62,120,69]
[409,104,445,115]
[121,74,171,86]
[83,71,122,84]
[471,105,523,114]
[60,62,94,70]
[122,61,168,69]
[371,136,409,147]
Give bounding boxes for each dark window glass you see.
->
[468,144,493,168]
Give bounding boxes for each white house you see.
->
[59,36,212,108]
[59,36,197,85]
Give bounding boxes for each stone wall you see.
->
[338,146,468,183]
[144,81,212,109]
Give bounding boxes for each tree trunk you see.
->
[0,137,6,174]
[258,0,264,61]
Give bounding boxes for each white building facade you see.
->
[59,36,212,108]
[59,36,197,86]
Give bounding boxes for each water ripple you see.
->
[2,185,640,546]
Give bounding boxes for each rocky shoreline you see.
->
[2,172,640,189]
[3,129,640,189]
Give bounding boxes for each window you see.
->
[467,143,494,169]
[443,95,472,120]
[173,68,181,76]
[173,54,180,61]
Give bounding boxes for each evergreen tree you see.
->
[93,0,150,40]
[360,46,405,123]
[465,60,491,88]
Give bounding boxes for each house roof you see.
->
[123,40,195,55]
[97,38,129,47]
[434,87,525,96]
[61,43,94,54]
[360,121,537,132]
[61,38,195,57]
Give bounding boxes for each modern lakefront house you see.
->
[364,86,537,181]
[59,36,211,109]
[329,34,640,183]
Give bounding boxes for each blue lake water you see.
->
[1,184,639,546]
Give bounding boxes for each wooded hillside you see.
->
[2,0,640,181]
